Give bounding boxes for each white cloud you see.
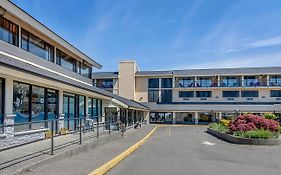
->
[246,35,281,48]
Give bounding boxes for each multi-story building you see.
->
[0,0,148,135]
[93,61,281,125]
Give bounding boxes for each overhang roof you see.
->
[0,52,148,110]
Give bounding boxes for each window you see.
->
[0,16,19,46]
[78,95,85,118]
[47,89,58,120]
[148,90,159,102]
[161,78,172,88]
[148,78,159,88]
[241,90,258,97]
[243,76,258,86]
[196,91,212,98]
[0,79,4,125]
[31,86,45,122]
[56,49,77,72]
[150,112,173,124]
[197,77,212,87]
[96,79,113,88]
[79,63,92,78]
[179,91,194,98]
[177,77,195,88]
[270,90,281,97]
[269,75,281,86]
[13,82,30,124]
[161,90,172,103]
[221,76,241,87]
[222,91,239,97]
[21,29,54,61]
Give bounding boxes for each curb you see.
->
[88,125,159,175]
[207,128,281,146]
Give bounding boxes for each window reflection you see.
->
[0,16,19,46]
[21,29,54,61]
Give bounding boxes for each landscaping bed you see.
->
[207,113,281,145]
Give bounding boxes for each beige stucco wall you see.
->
[135,77,149,102]
[118,61,138,99]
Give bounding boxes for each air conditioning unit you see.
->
[246,98,253,100]
[183,98,189,101]
[227,98,234,101]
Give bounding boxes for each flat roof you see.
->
[0,0,102,69]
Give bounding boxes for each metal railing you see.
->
[0,116,126,155]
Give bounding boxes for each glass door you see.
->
[63,94,76,131]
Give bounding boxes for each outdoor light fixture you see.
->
[0,6,6,16]
[234,108,240,116]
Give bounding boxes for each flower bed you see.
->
[208,113,281,143]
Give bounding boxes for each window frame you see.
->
[148,90,159,102]
[0,16,19,46]
[148,78,159,89]
[222,91,240,98]
[179,91,194,98]
[196,91,212,98]
[241,90,259,97]
[270,90,281,97]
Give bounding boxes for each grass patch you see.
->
[234,129,279,139]
[209,123,229,133]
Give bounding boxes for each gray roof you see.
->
[0,54,148,110]
[92,72,119,79]
[136,66,281,76]
[93,66,281,78]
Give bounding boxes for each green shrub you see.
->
[264,112,277,120]
[209,123,229,133]
[234,129,278,139]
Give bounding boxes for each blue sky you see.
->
[11,0,281,71]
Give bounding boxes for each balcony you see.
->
[220,76,241,87]
[175,77,218,88]
[269,75,281,87]
[243,75,267,87]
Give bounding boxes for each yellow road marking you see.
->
[88,125,159,175]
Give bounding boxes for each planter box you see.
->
[207,128,281,146]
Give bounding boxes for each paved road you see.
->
[108,125,281,175]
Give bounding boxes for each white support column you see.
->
[194,77,197,87]
[53,46,57,64]
[4,77,13,115]
[85,96,89,116]
[158,78,161,103]
[173,76,176,88]
[4,77,15,138]
[217,76,220,87]
[173,112,176,124]
[18,26,22,48]
[195,112,199,125]
[266,74,269,86]
[241,75,244,87]
[58,90,64,114]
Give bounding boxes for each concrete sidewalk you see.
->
[14,125,155,175]
[0,124,154,175]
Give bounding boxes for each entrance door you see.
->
[63,95,76,130]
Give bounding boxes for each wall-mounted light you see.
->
[0,6,7,16]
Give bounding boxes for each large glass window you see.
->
[161,90,172,103]
[197,77,212,87]
[148,78,159,88]
[222,91,240,97]
[179,91,194,98]
[269,75,281,86]
[270,90,281,97]
[150,112,173,124]
[0,16,19,46]
[148,90,159,102]
[21,29,54,61]
[243,76,258,86]
[47,89,58,120]
[161,78,172,88]
[176,77,195,88]
[96,79,114,88]
[241,90,258,97]
[196,91,212,98]
[56,49,77,72]
[78,62,92,78]
[78,95,85,118]
[221,76,241,87]
[31,86,45,122]
[13,82,30,124]
[0,79,4,125]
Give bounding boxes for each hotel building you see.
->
[93,61,281,125]
[0,0,148,137]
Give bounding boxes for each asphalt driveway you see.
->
[108,125,281,175]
